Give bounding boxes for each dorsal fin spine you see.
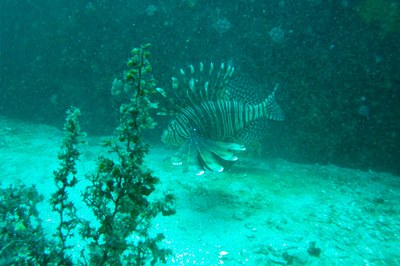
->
[173,62,234,108]
[172,77,179,90]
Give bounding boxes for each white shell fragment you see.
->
[219,251,228,256]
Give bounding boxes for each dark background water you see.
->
[1,0,399,174]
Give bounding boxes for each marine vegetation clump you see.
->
[0,183,53,264]
[80,43,175,265]
[0,44,174,265]
[0,107,83,265]
[50,106,83,265]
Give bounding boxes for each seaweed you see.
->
[50,106,83,265]
[0,183,54,265]
[0,44,175,265]
[80,44,175,265]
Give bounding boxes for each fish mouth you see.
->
[161,129,169,144]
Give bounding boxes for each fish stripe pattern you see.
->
[161,62,284,174]
[169,87,283,144]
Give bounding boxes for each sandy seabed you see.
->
[1,116,399,265]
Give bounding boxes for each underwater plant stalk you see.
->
[50,107,83,265]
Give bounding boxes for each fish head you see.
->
[161,120,187,145]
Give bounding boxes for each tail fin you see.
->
[263,84,285,121]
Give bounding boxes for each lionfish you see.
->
[160,62,284,175]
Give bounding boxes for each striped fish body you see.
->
[161,62,284,174]
[162,95,281,146]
